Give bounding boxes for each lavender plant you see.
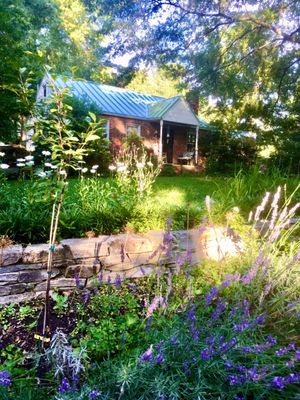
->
[49,330,86,379]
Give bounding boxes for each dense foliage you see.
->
[93,0,300,167]
[0,188,300,399]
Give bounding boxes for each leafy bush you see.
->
[199,130,257,174]
[160,164,177,176]
[75,285,143,360]
[0,179,53,243]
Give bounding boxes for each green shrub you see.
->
[75,286,143,360]
[160,164,177,176]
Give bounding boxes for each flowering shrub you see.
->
[110,144,162,200]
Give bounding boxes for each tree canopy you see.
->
[1,0,300,164]
[94,0,300,153]
[126,67,184,97]
[0,0,110,142]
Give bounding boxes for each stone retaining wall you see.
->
[0,227,244,305]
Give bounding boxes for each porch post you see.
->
[159,119,163,160]
[195,126,199,165]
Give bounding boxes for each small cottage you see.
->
[37,76,211,165]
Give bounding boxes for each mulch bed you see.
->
[0,299,78,361]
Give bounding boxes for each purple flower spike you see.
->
[98,271,103,283]
[58,377,71,394]
[74,273,80,288]
[276,348,288,357]
[176,255,184,272]
[120,243,125,263]
[145,316,153,332]
[146,296,165,318]
[89,389,100,399]
[221,273,240,288]
[266,335,277,347]
[114,274,122,289]
[187,305,197,321]
[0,371,11,386]
[170,334,178,346]
[271,376,285,390]
[285,372,300,384]
[155,353,165,364]
[140,346,153,362]
[241,266,258,285]
[200,347,213,360]
[228,374,242,386]
[82,290,90,304]
[205,286,219,305]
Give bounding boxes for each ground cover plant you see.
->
[0,187,299,399]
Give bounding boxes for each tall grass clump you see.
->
[211,165,299,221]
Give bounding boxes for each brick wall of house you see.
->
[103,115,206,165]
[104,115,160,155]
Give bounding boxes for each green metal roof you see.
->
[148,96,181,119]
[51,76,211,128]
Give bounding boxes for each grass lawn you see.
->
[153,176,219,207]
[1,171,299,243]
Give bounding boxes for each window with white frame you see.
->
[126,123,141,136]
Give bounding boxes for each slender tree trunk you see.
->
[42,178,68,341]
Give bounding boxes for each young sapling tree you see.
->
[33,77,105,339]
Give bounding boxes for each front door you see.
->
[162,126,174,163]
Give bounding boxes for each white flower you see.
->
[26,161,34,166]
[42,150,51,156]
[27,145,35,152]
[147,161,153,167]
[78,160,86,164]
[136,162,145,169]
[44,162,52,167]
[90,169,96,174]
[116,162,125,167]
[108,165,116,171]
[17,163,25,167]
[38,172,47,178]
[59,170,67,176]
[50,164,58,169]
[17,158,25,162]
[117,166,127,172]
[232,207,240,213]
[0,163,9,169]
[82,167,88,173]
[25,155,34,161]
[92,165,99,169]
[0,152,5,157]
